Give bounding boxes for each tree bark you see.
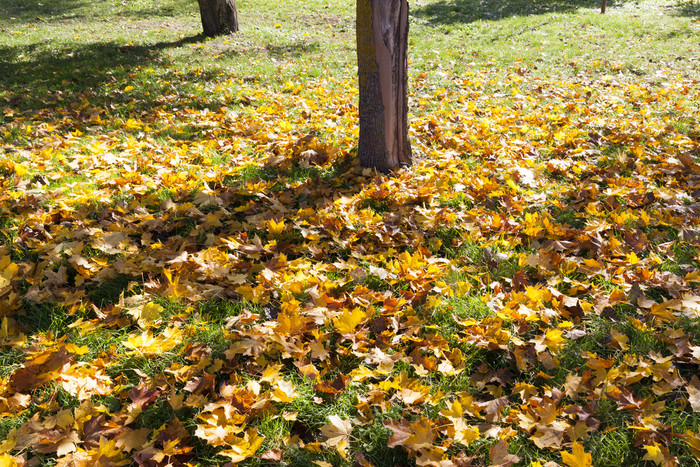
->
[356,0,412,172]
[197,0,239,37]
[601,0,607,13]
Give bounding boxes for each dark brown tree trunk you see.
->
[197,0,239,37]
[601,0,607,13]
[356,0,412,172]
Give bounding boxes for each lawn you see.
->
[1,0,700,465]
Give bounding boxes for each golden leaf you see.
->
[561,442,592,467]
[641,443,664,466]
[333,307,366,334]
[271,379,298,403]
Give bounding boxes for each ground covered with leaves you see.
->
[1,0,700,465]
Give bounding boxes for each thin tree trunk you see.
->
[601,0,607,13]
[356,0,412,172]
[197,0,239,37]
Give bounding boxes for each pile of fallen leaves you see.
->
[1,64,700,466]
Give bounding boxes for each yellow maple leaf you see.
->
[88,436,128,464]
[405,417,436,450]
[333,307,366,334]
[12,163,27,177]
[440,399,464,419]
[642,443,664,465]
[452,417,479,446]
[544,328,566,352]
[0,256,18,290]
[128,302,164,329]
[561,442,592,467]
[0,454,17,467]
[219,428,264,463]
[236,284,255,301]
[271,379,298,403]
[260,364,282,383]
[267,218,285,236]
[122,326,182,356]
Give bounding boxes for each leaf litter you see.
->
[1,61,700,465]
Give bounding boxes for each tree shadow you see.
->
[0,34,219,126]
[266,40,322,59]
[0,0,195,23]
[412,0,621,24]
[0,0,88,22]
[670,0,700,19]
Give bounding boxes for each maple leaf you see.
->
[320,415,353,460]
[404,418,437,451]
[127,301,164,329]
[86,436,129,465]
[561,442,592,467]
[114,428,151,453]
[684,430,700,458]
[451,418,479,446]
[531,426,565,450]
[129,386,161,408]
[267,218,285,236]
[9,347,73,393]
[0,255,18,290]
[271,379,298,403]
[641,442,677,466]
[384,418,412,449]
[314,374,347,394]
[121,326,183,356]
[686,375,700,412]
[489,440,521,467]
[333,307,367,334]
[184,374,216,395]
[218,428,264,463]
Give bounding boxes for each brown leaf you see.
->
[129,386,161,408]
[260,449,283,461]
[184,374,216,395]
[157,417,190,445]
[384,418,411,448]
[9,347,73,393]
[314,374,347,394]
[489,440,521,466]
[687,376,700,412]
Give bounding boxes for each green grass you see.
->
[3,0,697,133]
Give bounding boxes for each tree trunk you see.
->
[601,0,607,13]
[356,0,412,172]
[197,0,239,37]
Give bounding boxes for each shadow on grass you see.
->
[0,0,88,22]
[0,34,218,119]
[266,40,322,59]
[0,0,195,23]
[413,0,632,24]
[671,0,700,19]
